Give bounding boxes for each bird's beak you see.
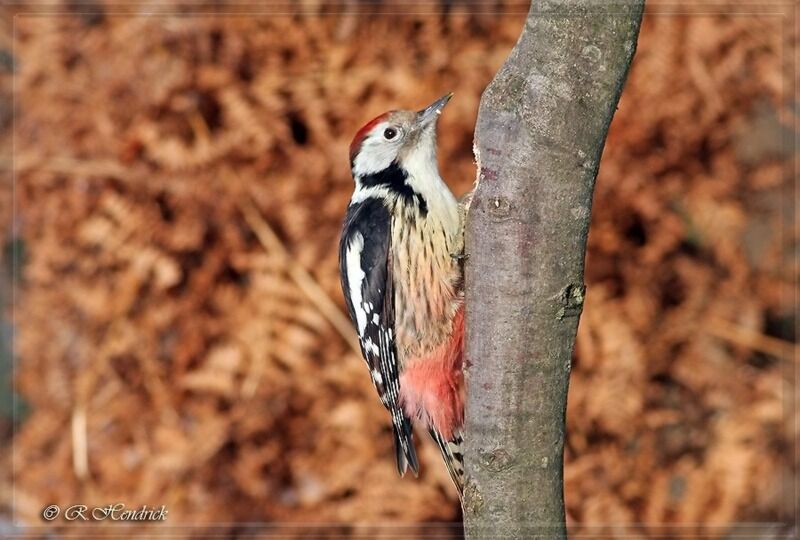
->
[416,93,453,128]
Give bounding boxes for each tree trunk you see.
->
[462,1,645,537]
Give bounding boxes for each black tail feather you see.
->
[393,416,419,476]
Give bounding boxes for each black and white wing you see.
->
[338,197,419,476]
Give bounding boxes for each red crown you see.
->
[349,112,391,163]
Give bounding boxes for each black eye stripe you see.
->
[383,127,397,140]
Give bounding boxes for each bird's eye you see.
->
[383,127,398,140]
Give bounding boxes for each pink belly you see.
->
[399,305,465,440]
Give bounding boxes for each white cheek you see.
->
[353,138,398,176]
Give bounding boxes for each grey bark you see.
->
[462,1,645,538]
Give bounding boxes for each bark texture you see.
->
[463,1,645,537]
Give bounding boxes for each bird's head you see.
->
[349,93,452,179]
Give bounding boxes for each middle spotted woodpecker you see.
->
[339,94,466,496]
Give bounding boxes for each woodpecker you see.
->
[339,94,466,496]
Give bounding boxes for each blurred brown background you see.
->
[0,1,796,538]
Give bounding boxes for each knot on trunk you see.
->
[555,283,586,320]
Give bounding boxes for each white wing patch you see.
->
[363,337,379,355]
[345,233,368,333]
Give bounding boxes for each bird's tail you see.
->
[393,415,420,477]
[429,428,465,497]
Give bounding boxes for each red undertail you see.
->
[398,305,465,440]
